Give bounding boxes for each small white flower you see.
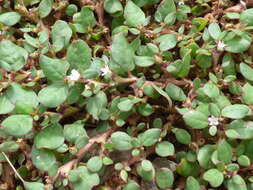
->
[240,0,246,7]
[100,64,112,76]
[84,84,91,90]
[67,69,80,81]
[217,40,226,51]
[208,115,219,126]
[178,1,184,5]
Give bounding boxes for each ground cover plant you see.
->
[2,0,253,189]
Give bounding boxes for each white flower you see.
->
[208,115,219,126]
[217,40,226,51]
[100,64,112,76]
[67,69,80,81]
[84,84,91,90]
[178,1,184,5]
[240,0,246,7]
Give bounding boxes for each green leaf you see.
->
[134,56,155,67]
[111,132,133,150]
[123,181,140,190]
[240,62,253,81]
[226,12,240,19]
[167,50,191,78]
[242,83,253,104]
[118,99,134,112]
[222,54,236,75]
[52,20,72,52]
[155,0,176,22]
[141,128,161,146]
[87,156,103,172]
[164,12,177,25]
[67,83,84,104]
[152,84,172,107]
[31,146,56,171]
[209,103,221,117]
[24,33,40,48]
[102,157,113,165]
[24,182,44,190]
[64,123,86,143]
[67,40,91,71]
[165,84,186,101]
[86,91,107,119]
[39,0,53,18]
[225,32,251,53]
[237,155,250,166]
[104,0,123,15]
[203,169,224,187]
[227,120,253,139]
[0,141,19,152]
[35,124,64,149]
[120,169,128,182]
[15,102,34,114]
[183,110,209,129]
[143,85,161,99]
[0,40,28,71]
[225,129,240,139]
[196,54,212,69]
[172,128,191,144]
[197,145,215,169]
[155,168,174,189]
[209,125,217,136]
[0,95,15,114]
[0,12,21,26]
[185,176,200,190]
[192,17,208,31]
[6,83,38,108]
[208,23,221,40]
[155,141,175,157]
[137,103,154,116]
[124,1,146,27]
[215,95,231,109]
[176,159,200,177]
[155,34,177,51]
[65,4,78,16]
[40,55,69,81]
[203,82,220,98]
[217,140,232,163]
[227,175,247,190]
[69,166,99,190]
[1,115,33,137]
[38,83,68,108]
[221,104,249,119]
[133,0,161,7]
[137,160,155,181]
[73,7,96,33]
[240,8,253,26]
[111,33,135,72]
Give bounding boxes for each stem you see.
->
[2,152,25,184]
[52,127,115,183]
[113,75,138,84]
[95,0,105,25]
